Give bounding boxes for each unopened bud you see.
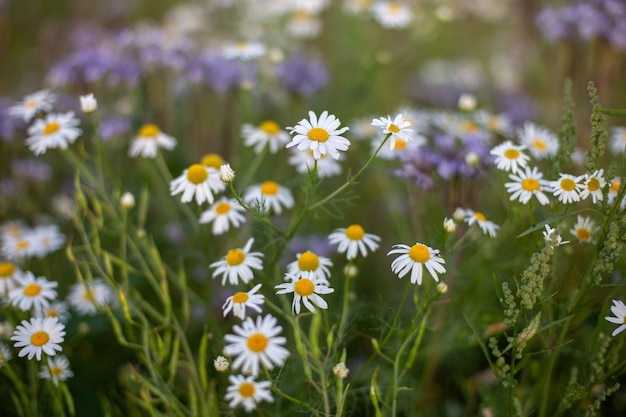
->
[436,282,448,294]
[120,192,135,209]
[458,93,477,112]
[80,93,98,113]
[214,355,229,372]
[343,264,358,279]
[443,217,456,233]
[333,362,350,379]
[219,163,236,183]
[465,151,480,167]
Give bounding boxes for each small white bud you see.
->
[120,192,135,209]
[443,217,456,233]
[436,282,448,294]
[80,93,98,113]
[458,93,477,112]
[333,362,349,379]
[213,355,229,372]
[452,207,465,222]
[465,151,480,167]
[343,264,358,279]
[219,163,236,183]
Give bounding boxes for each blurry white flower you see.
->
[609,127,626,155]
[199,197,246,235]
[26,112,82,155]
[79,93,97,113]
[67,278,115,315]
[243,181,294,214]
[288,149,343,177]
[517,122,558,159]
[328,224,381,260]
[569,215,596,244]
[222,41,266,61]
[605,299,626,336]
[443,218,456,233]
[457,93,477,112]
[0,261,21,297]
[214,355,230,372]
[459,208,499,237]
[120,192,136,208]
[490,141,530,173]
[9,89,56,122]
[39,355,74,386]
[371,114,415,151]
[371,1,413,29]
[542,224,569,251]
[333,362,350,379]
[242,120,290,154]
[128,124,177,159]
[224,374,274,412]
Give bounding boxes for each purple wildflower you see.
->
[188,52,243,92]
[100,116,131,141]
[275,53,328,97]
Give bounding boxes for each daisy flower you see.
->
[286,110,350,160]
[288,149,343,178]
[608,177,622,206]
[569,215,596,244]
[517,122,558,159]
[579,169,606,204]
[26,112,82,155]
[475,110,513,136]
[224,374,274,412]
[0,231,40,261]
[328,224,381,260]
[459,208,499,237]
[609,127,626,155]
[39,355,74,386]
[543,224,569,252]
[9,272,58,313]
[29,224,65,258]
[200,153,225,170]
[222,41,267,61]
[222,283,265,320]
[0,342,12,367]
[371,131,424,160]
[39,301,71,323]
[605,299,626,336]
[243,181,294,214]
[490,141,530,173]
[371,1,413,29]
[286,251,333,284]
[9,89,55,122]
[128,124,177,158]
[0,321,14,339]
[550,173,584,204]
[11,317,65,361]
[199,197,247,235]
[0,261,21,297]
[210,238,264,286]
[504,166,551,205]
[388,242,446,285]
[275,271,335,314]
[67,278,115,316]
[170,164,226,205]
[241,120,291,154]
[223,314,290,376]
[371,114,414,151]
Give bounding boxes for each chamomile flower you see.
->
[67,278,115,316]
[579,169,606,204]
[199,197,247,235]
[288,149,343,178]
[286,110,350,160]
[328,224,381,260]
[9,272,58,313]
[224,374,274,412]
[11,317,65,361]
[371,131,424,160]
[609,127,626,155]
[243,181,294,214]
[222,284,265,320]
[40,301,71,323]
[0,342,12,367]
[242,120,291,154]
[170,164,226,205]
[504,166,551,205]
[39,355,74,386]
[371,1,413,29]
[286,251,333,284]
[388,242,446,285]
[128,123,177,158]
[605,299,626,336]
[608,177,622,206]
[201,153,225,170]
[542,224,569,252]
[222,41,267,61]
[371,114,414,151]
[459,208,499,237]
[0,261,21,297]
[569,215,597,244]
[29,225,65,258]
[9,89,56,122]
[223,314,290,376]
[550,173,584,204]
[475,110,513,136]
[0,232,39,261]
[26,112,82,155]
[517,122,558,159]
[490,141,530,173]
[210,238,264,286]
[275,271,334,314]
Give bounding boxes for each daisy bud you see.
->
[343,264,359,279]
[214,355,229,372]
[464,151,480,167]
[458,93,477,112]
[219,164,236,183]
[333,362,350,379]
[436,282,448,294]
[120,192,135,209]
[443,218,456,233]
[452,207,465,222]
[80,93,98,113]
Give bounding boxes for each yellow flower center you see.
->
[43,122,60,135]
[201,153,224,169]
[587,177,600,192]
[576,228,591,241]
[226,249,246,266]
[388,123,400,133]
[261,181,279,196]
[232,292,249,303]
[521,178,540,192]
[215,202,231,215]
[294,278,315,296]
[0,262,15,277]
[17,240,29,249]
[298,251,320,271]
[473,212,487,222]
[560,178,576,192]
[139,124,160,138]
[461,121,479,133]
[308,127,329,143]
[24,283,42,297]
[394,139,407,150]
[345,224,365,240]
[25,99,38,109]
[408,244,430,263]
[487,117,500,131]
[610,179,621,193]
[238,382,256,398]
[186,164,208,185]
[247,333,268,352]
[387,2,401,14]
[532,138,546,151]
[260,120,280,135]
[31,331,50,347]
[503,148,520,160]
[50,366,63,377]
[46,309,59,318]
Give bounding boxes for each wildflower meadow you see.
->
[2,1,626,416]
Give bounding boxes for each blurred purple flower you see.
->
[188,52,243,92]
[100,116,131,141]
[0,98,23,141]
[11,158,52,182]
[275,53,328,97]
